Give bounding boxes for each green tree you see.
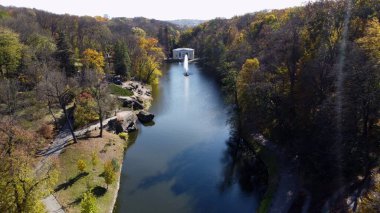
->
[103,161,115,189]
[0,27,22,77]
[113,41,131,77]
[132,27,146,38]
[26,34,56,62]
[55,32,75,75]
[80,191,98,213]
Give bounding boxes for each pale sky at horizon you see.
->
[1,0,314,20]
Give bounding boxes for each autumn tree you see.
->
[74,91,99,129]
[80,69,114,137]
[82,48,105,75]
[135,37,165,84]
[37,69,78,143]
[77,159,87,173]
[0,123,58,213]
[237,58,260,115]
[357,18,380,62]
[0,27,22,78]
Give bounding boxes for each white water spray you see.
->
[184,54,189,76]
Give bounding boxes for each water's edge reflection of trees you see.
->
[219,125,268,198]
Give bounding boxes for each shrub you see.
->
[103,161,116,189]
[38,124,54,139]
[77,159,87,172]
[111,158,120,172]
[118,132,128,140]
[80,191,98,213]
[91,151,99,169]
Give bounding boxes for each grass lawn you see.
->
[109,84,133,96]
[53,131,128,213]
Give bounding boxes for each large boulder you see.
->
[107,118,124,134]
[137,111,155,123]
[122,99,144,110]
[107,112,137,133]
[126,120,137,132]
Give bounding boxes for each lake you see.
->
[115,62,266,213]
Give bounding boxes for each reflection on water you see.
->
[219,130,268,196]
[184,76,190,109]
[116,63,266,213]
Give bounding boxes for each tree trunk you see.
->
[145,69,155,83]
[99,110,103,138]
[62,104,78,143]
[47,100,58,129]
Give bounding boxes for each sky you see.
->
[1,0,313,20]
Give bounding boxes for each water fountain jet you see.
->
[184,54,189,76]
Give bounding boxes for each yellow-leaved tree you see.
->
[82,48,105,75]
[131,29,165,84]
[237,58,260,114]
[357,18,380,62]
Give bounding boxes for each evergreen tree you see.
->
[55,32,75,75]
[113,41,131,77]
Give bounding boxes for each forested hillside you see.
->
[0,5,177,212]
[179,0,380,211]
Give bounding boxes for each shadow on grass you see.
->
[36,140,76,157]
[91,186,107,197]
[54,172,89,192]
[67,186,107,207]
[99,172,105,178]
[68,196,82,206]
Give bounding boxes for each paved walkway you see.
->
[42,195,65,213]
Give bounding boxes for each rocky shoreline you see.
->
[108,80,154,213]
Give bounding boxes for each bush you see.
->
[103,161,116,189]
[91,151,99,169]
[37,124,54,139]
[118,132,128,140]
[80,191,98,213]
[111,158,120,172]
[77,159,87,172]
[109,84,133,96]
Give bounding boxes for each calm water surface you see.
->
[116,63,265,213]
